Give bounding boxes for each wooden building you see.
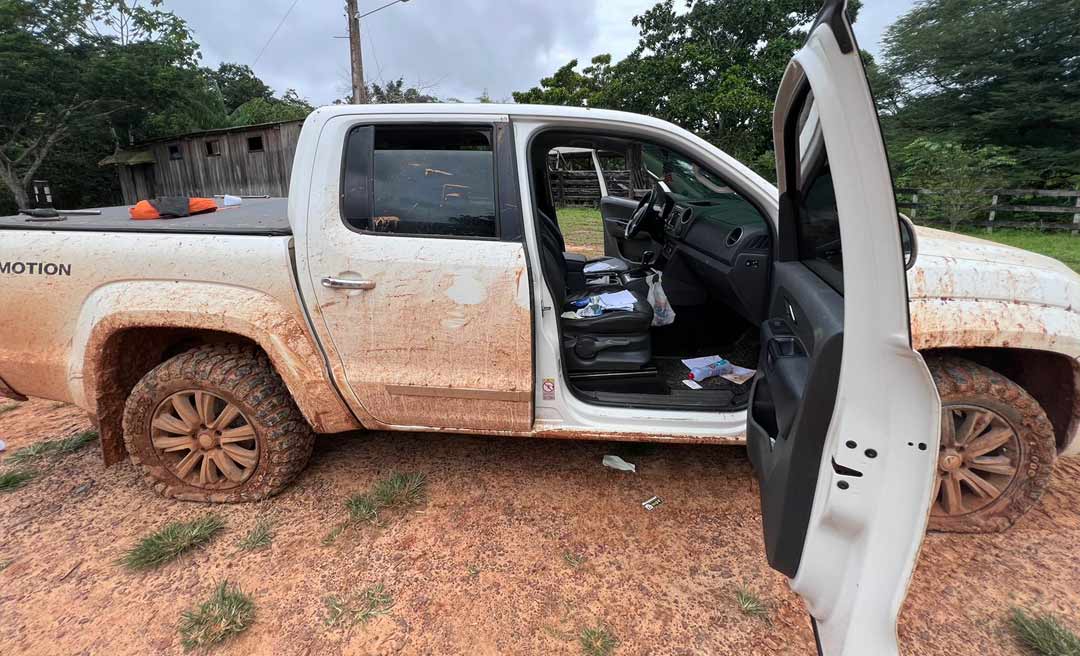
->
[100,120,305,204]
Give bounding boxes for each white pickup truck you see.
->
[0,4,1077,653]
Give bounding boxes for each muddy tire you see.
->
[122,344,315,502]
[926,356,1056,533]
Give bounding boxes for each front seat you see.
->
[537,211,631,290]
[538,223,653,372]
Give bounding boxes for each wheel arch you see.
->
[70,282,361,465]
[921,346,1080,455]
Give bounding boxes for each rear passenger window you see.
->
[341,126,498,238]
[793,91,843,292]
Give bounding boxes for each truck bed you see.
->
[0,197,291,236]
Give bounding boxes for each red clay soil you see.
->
[1,397,1078,655]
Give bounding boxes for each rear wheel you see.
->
[926,356,1056,533]
[122,344,315,502]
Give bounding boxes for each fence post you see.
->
[987,193,998,234]
[1072,190,1080,236]
[910,192,918,219]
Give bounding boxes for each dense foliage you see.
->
[514,0,836,165]
[515,0,1078,201]
[0,0,312,212]
[879,0,1080,188]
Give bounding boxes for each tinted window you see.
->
[793,92,843,292]
[343,127,497,238]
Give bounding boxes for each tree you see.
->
[513,1,857,165]
[0,0,208,208]
[881,0,1080,185]
[228,89,313,126]
[367,78,439,104]
[896,137,1017,229]
[209,63,273,114]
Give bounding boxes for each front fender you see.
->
[911,297,1080,455]
[70,281,360,436]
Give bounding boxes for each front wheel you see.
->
[926,356,1056,533]
[122,344,315,503]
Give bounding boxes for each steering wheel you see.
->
[625,185,659,239]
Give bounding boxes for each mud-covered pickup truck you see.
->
[2,108,1079,530]
[3,6,1076,651]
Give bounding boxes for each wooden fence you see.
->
[549,174,1080,235]
[896,188,1080,233]
[549,170,636,206]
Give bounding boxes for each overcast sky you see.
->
[162,0,916,107]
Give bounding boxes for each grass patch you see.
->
[321,523,346,546]
[735,587,769,620]
[579,624,618,656]
[557,206,606,258]
[120,514,225,571]
[0,402,20,415]
[0,469,35,492]
[6,430,98,465]
[324,584,394,627]
[1010,607,1080,656]
[236,519,273,552]
[563,551,586,568]
[178,581,255,652]
[345,472,426,525]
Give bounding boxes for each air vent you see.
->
[678,207,693,224]
[745,234,771,251]
[726,226,743,247]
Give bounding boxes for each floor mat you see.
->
[654,356,753,408]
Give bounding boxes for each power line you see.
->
[253,0,303,66]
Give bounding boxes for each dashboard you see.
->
[657,196,773,324]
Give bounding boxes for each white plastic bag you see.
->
[646,272,675,326]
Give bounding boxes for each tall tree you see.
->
[209,62,273,114]
[514,0,853,163]
[881,0,1080,185]
[0,0,208,208]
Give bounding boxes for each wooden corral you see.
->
[100,120,304,204]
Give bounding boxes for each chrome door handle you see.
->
[321,276,376,290]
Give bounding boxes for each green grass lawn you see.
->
[554,206,1080,274]
[955,228,1080,273]
[556,206,605,258]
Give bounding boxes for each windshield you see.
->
[641,143,733,202]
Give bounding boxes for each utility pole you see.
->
[345,0,366,104]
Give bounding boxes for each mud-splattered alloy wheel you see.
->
[151,390,259,488]
[927,357,1056,533]
[123,344,315,503]
[934,404,1021,518]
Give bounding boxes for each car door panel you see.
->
[748,262,844,578]
[747,2,940,654]
[296,115,534,433]
[600,195,652,259]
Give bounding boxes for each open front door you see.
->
[746,1,940,654]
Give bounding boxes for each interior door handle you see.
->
[321,276,375,290]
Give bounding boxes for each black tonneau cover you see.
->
[0,197,291,236]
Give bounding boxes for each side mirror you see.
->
[899,213,918,271]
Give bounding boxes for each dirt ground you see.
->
[1,398,1079,655]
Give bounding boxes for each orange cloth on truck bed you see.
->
[129,197,218,220]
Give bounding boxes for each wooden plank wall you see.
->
[134,121,304,202]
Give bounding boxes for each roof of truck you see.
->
[307,102,671,125]
[0,197,291,236]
